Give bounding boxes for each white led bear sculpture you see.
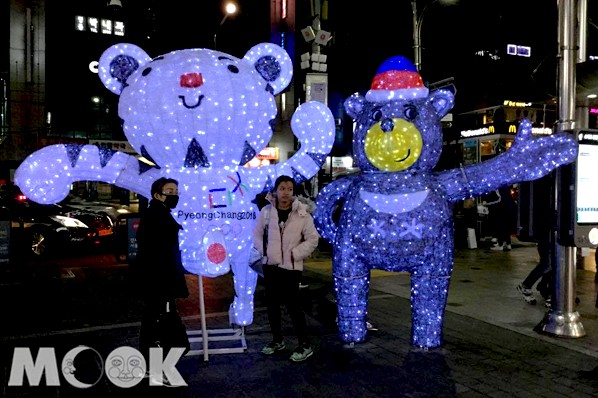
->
[15,43,335,325]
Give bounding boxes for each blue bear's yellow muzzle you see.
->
[364,118,422,171]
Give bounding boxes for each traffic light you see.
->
[558,129,598,247]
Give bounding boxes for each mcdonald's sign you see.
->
[508,124,517,133]
[488,125,495,133]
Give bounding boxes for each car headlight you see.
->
[50,215,89,228]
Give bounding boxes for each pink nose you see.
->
[180,73,203,88]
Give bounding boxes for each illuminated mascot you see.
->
[15,42,335,326]
[314,56,578,349]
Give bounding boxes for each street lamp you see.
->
[214,2,238,50]
[411,0,458,72]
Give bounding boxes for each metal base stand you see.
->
[186,276,247,361]
[535,310,586,338]
[535,246,586,338]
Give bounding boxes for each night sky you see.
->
[43,0,598,133]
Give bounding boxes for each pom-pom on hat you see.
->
[366,56,429,103]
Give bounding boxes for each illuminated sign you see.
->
[89,61,99,74]
[474,50,500,61]
[461,125,552,138]
[89,140,136,154]
[101,19,112,35]
[532,128,552,135]
[590,108,598,115]
[503,100,532,107]
[461,128,489,138]
[578,132,598,142]
[75,16,124,36]
[256,147,279,160]
[507,44,531,57]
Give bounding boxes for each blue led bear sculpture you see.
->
[314,56,578,349]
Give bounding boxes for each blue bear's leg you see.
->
[334,256,370,343]
[410,274,450,349]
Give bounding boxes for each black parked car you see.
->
[0,191,114,258]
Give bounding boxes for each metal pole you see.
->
[312,0,322,58]
[214,15,229,50]
[199,276,210,361]
[577,0,588,63]
[411,1,421,71]
[535,0,585,338]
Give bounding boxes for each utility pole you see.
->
[411,0,457,72]
[411,0,422,71]
[535,0,585,338]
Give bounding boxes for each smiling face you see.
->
[115,49,278,169]
[364,118,423,171]
[346,93,453,173]
[98,43,294,171]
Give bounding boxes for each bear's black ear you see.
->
[244,43,293,95]
[427,89,454,118]
[344,93,366,120]
[98,43,151,95]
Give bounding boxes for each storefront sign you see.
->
[127,217,140,261]
[89,140,136,154]
[256,147,279,160]
[503,100,532,107]
[461,125,551,138]
[461,127,489,138]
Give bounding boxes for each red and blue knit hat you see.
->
[366,56,429,103]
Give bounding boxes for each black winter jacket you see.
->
[133,199,189,300]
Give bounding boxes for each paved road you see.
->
[2,247,598,396]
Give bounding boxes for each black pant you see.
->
[263,264,308,346]
[139,298,177,361]
[495,219,512,246]
[523,236,552,298]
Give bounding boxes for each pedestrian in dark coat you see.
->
[134,177,190,377]
[487,185,517,251]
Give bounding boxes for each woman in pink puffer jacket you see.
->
[253,175,319,362]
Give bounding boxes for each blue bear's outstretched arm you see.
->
[314,176,356,243]
[439,118,578,202]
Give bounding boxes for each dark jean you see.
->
[522,236,551,298]
[263,264,308,346]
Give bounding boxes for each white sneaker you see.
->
[517,283,537,305]
[366,321,378,331]
[490,244,504,251]
[504,244,512,252]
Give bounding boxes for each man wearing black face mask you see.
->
[134,177,189,385]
